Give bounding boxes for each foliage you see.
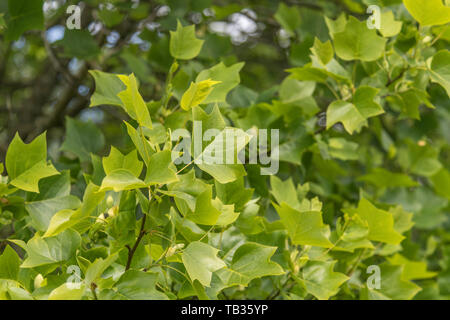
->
[0,0,449,300]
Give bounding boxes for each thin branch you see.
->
[125,213,148,271]
[385,68,407,87]
[41,31,76,85]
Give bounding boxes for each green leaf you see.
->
[0,245,21,280]
[327,138,359,161]
[144,150,178,185]
[325,14,347,37]
[0,14,6,30]
[270,176,300,209]
[428,50,450,98]
[391,206,414,234]
[215,176,254,212]
[403,0,450,26]
[387,89,434,119]
[279,78,316,104]
[117,73,153,129]
[311,38,334,65]
[48,283,86,300]
[84,253,119,286]
[429,168,450,200]
[331,214,374,252]
[103,147,143,177]
[213,198,240,226]
[12,229,81,268]
[28,170,72,201]
[274,3,301,36]
[273,202,333,248]
[196,62,245,104]
[100,169,147,192]
[5,132,59,193]
[44,183,105,237]
[61,117,105,162]
[191,106,249,184]
[297,260,349,300]
[170,21,204,60]
[169,170,221,225]
[106,191,136,246]
[107,270,168,300]
[361,264,421,299]
[25,195,81,231]
[326,87,384,134]
[358,168,418,188]
[196,128,251,184]
[181,79,221,111]
[124,121,153,166]
[387,254,437,280]
[216,243,284,286]
[58,30,100,59]
[326,101,365,134]
[343,198,405,244]
[98,7,124,28]
[0,280,32,300]
[333,16,386,61]
[89,70,126,107]
[379,11,403,37]
[182,242,226,287]
[397,140,442,177]
[4,0,44,41]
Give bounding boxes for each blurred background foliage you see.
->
[0,0,418,157]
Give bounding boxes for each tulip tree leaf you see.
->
[387,254,437,281]
[100,169,147,192]
[117,73,153,129]
[311,38,334,65]
[333,16,386,61]
[5,132,59,193]
[361,264,421,299]
[343,198,405,244]
[104,270,169,300]
[169,170,221,225]
[61,117,105,162]
[4,0,44,41]
[89,70,126,107]
[182,241,226,287]
[103,147,143,177]
[181,79,221,111]
[274,2,301,36]
[297,260,349,300]
[170,21,204,60]
[326,86,384,134]
[428,50,450,98]
[196,62,245,104]
[144,150,178,185]
[358,168,418,188]
[216,243,284,286]
[379,11,403,37]
[0,245,21,280]
[11,229,81,268]
[403,0,450,26]
[274,202,333,248]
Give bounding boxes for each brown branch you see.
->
[386,68,408,87]
[125,214,148,271]
[41,31,76,85]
